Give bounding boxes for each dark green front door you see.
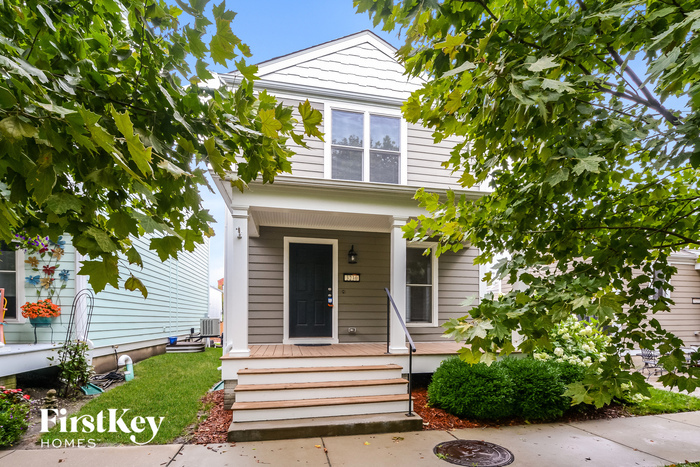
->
[289,243,333,338]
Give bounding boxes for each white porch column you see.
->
[389,216,409,354]
[224,208,250,357]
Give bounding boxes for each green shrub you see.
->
[428,357,589,422]
[553,360,587,385]
[498,357,568,420]
[428,357,513,419]
[0,387,31,447]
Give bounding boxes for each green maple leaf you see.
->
[235,58,257,82]
[298,100,323,140]
[526,56,560,72]
[78,257,120,293]
[46,193,83,214]
[541,78,574,93]
[150,235,182,261]
[259,109,282,138]
[125,275,148,299]
[573,156,605,175]
[111,106,153,177]
[0,115,37,140]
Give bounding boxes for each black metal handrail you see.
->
[384,287,417,417]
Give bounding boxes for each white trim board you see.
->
[283,237,339,345]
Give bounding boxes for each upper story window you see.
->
[330,109,401,184]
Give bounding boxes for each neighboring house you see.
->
[659,250,700,346]
[0,234,210,382]
[500,250,700,347]
[212,31,485,440]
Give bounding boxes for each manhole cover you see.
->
[434,440,514,466]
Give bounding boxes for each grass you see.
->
[41,348,222,445]
[627,388,700,416]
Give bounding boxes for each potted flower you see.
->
[21,298,61,325]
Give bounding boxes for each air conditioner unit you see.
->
[200,318,220,337]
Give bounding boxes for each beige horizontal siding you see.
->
[247,226,479,344]
[279,98,325,178]
[406,123,465,190]
[657,263,700,345]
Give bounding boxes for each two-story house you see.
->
[213,31,485,441]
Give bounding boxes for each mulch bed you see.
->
[191,390,232,445]
[190,388,630,443]
[412,387,630,430]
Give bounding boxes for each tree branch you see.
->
[528,225,700,246]
[605,47,680,125]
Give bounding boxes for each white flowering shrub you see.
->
[533,316,610,367]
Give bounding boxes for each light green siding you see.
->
[89,236,209,348]
[4,235,209,349]
[4,237,76,344]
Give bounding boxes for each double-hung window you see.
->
[406,243,438,326]
[0,243,21,321]
[330,109,402,184]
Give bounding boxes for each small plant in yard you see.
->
[48,340,92,397]
[0,387,31,447]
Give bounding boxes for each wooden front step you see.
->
[232,394,413,422]
[237,364,402,385]
[234,378,408,402]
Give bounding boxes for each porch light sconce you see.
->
[236,227,242,239]
[348,245,358,264]
[693,297,700,305]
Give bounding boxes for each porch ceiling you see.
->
[251,208,392,233]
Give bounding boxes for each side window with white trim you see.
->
[406,245,438,325]
[0,243,18,320]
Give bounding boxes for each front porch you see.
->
[223,341,462,442]
[221,341,463,381]
[0,343,61,379]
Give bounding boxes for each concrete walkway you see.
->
[1,411,699,466]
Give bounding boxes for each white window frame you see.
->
[1,249,26,323]
[406,241,439,327]
[324,101,408,185]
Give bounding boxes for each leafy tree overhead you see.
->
[0,0,322,296]
[356,0,700,405]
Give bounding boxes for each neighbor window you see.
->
[0,243,19,320]
[331,110,401,184]
[406,244,438,325]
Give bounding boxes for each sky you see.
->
[200,1,404,286]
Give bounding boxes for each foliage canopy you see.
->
[356,0,700,404]
[0,0,321,295]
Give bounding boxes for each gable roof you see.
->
[220,30,424,104]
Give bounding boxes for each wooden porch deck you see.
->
[223,341,463,360]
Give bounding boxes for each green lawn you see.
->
[41,348,222,445]
[627,388,700,416]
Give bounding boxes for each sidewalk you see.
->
[2,411,699,466]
